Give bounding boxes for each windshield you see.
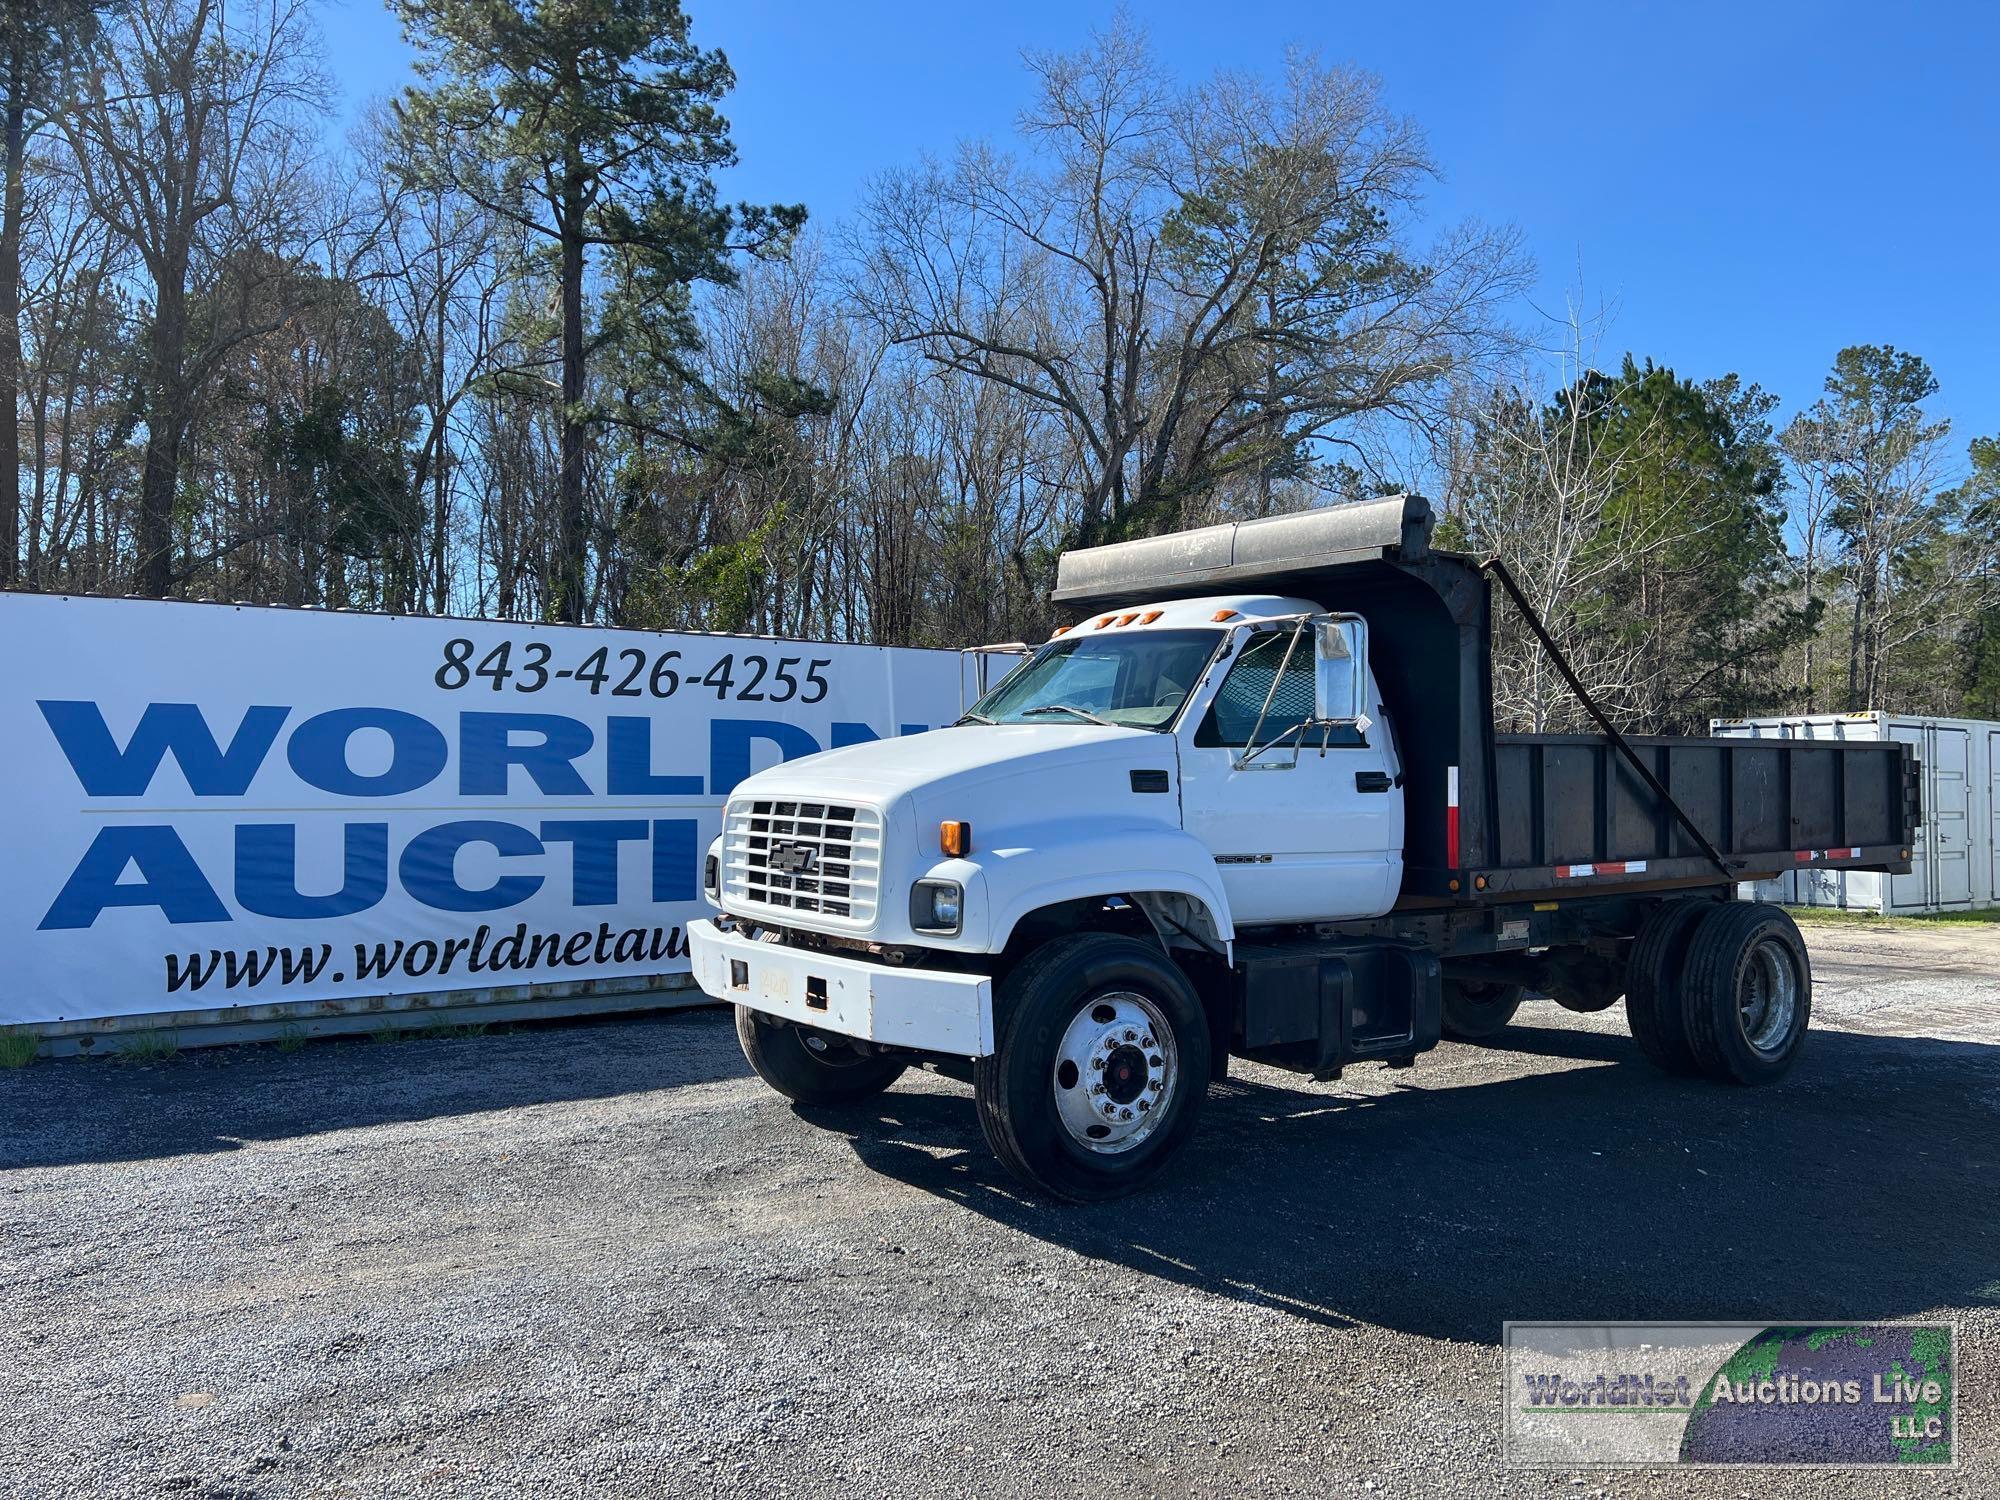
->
[969,629,1221,730]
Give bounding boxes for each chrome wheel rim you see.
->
[1738,938,1800,1055]
[1051,991,1177,1154]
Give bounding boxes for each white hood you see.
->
[734,722,1168,806]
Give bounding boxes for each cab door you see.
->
[1177,619,1403,924]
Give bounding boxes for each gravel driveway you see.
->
[4,921,1995,1498]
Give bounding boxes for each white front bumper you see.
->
[687,918,995,1057]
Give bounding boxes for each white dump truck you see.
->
[688,497,1918,1199]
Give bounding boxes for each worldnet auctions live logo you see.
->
[1502,1323,1955,1468]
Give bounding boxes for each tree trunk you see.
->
[555,174,587,623]
[431,254,449,614]
[1801,527,1816,712]
[1844,529,1871,710]
[0,34,24,589]
[137,265,190,598]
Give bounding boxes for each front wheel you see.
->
[734,1006,907,1105]
[975,934,1210,1202]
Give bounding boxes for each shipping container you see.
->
[1712,712,2000,913]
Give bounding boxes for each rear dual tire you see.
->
[1625,900,1811,1084]
[1625,901,1710,1076]
[1680,902,1812,1084]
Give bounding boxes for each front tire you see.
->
[1440,978,1524,1040]
[975,934,1210,1202]
[734,1006,907,1105]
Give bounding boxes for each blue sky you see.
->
[319,0,2000,449]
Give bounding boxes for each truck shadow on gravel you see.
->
[0,1009,750,1170]
[828,1023,2000,1345]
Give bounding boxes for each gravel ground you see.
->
[3,921,1995,1499]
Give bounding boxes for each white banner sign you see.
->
[4,595,968,1026]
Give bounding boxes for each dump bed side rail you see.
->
[1431,733,1920,901]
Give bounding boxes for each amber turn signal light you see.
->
[940,821,972,857]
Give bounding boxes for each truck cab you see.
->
[689,496,1916,1200]
[710,592,1401,945]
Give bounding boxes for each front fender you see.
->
[968,819,1236,950]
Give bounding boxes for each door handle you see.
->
[1355,770,1393,794]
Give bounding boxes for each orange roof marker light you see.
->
[1118,612,1141,625]
[1140,610,1163,623]
[1095,615,1117,629]
[1211,608,1239,622]
[1050,624,1071,637]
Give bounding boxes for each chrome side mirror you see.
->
[1314,616,1368,724]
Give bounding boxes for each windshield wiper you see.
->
[952,710,996,725]
[1021,704,1115,727]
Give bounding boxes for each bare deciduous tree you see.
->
[853,20,1524,544]
[59,0,328,595]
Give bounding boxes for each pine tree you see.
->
[1950,436,2000,717]
[393,0,802,622]
[1782,347,1955,710]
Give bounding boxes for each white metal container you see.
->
[1711,712,1999,914]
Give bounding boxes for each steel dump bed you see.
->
[1052,494,1921,904]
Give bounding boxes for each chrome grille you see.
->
[722,798,882,927]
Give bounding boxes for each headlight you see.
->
[911,878,963,935]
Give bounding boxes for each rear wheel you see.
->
[1679,902,1812,1084]
[975,934,1210,1202]
[734,1006,907,1105]
[1624,900,1709,1076]
[1440,978,1524,1040]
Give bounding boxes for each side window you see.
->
[1195,630,1365,749]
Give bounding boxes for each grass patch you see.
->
[116,1028,179,1063]
[1788,904,2000,931]
[0,1029,39,1068]
[410,1016,491,1042]
[372,1016,494,1044]
[275,1023,310,1053]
